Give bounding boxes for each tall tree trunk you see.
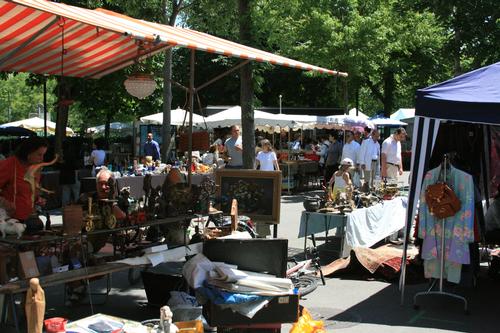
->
[383,70,395,118]
[104,111,111,147]
[54,78,70,156]
[54,104,68,156]
[161,0,183,162]
[162,48,173,162]
[452,6,462,76]
[239,0,255,169]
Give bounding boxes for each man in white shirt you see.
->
[224,125,243,168]
[381,127,407,181]
[359,129,381,189]
[341,131,360,182]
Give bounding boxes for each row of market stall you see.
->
[0,107,410,137]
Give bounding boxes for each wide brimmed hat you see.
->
[341,158,354,166]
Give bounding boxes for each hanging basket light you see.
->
[124,74,157,99]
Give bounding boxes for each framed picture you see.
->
[215,169,282,224]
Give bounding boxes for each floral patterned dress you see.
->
[418,165,474,283]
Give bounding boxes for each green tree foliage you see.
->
[256,0,450,116]
[0,73,57,125]
[409,0,500,74]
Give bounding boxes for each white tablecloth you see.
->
[345,196,407,248]
[297,197,407,255]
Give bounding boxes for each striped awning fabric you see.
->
[0,0,347,79]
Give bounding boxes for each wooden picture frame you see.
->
[215,169,282,224]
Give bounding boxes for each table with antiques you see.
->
[80,172,214,198]
[0,215,196,333]
[299,197,408,258]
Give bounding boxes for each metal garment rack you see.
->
[413,154,468,313]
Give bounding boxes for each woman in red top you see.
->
[0,137,49,221]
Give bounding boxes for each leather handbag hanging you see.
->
[425,182,461,219]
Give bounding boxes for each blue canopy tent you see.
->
[399,62,500,302]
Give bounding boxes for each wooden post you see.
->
[230,199,238,233]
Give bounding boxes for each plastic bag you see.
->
[289,308,326,333]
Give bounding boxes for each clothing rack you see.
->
[413,154,468,313]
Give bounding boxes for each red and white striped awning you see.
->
[0,0,347,79]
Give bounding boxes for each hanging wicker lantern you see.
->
[124,74,157,99]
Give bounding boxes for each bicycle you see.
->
[287,246,325,297]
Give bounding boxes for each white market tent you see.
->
[200,106,297,130]
[87,122,133,134]
[140,108,206,126]
[0,116,74,136]
[348,108,369,119]
[312,114,374,130]
[390,108,415,121]
[370,117,407,126]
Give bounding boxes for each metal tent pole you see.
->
[43,78,48,138]
[187,49,195,187]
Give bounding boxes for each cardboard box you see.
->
[19,251,39,279]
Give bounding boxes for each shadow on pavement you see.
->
[324,270,498,332]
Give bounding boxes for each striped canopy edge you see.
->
[0,0,347,79]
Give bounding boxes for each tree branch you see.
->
[364,77,384,104]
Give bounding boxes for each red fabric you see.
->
[474,210,480,242]
[303,153,320,161]
[0,156,39,220]
[414,215,419,239]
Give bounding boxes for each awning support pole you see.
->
[187,49,195,187]
[196,60,251,92]
[43,78,48,138]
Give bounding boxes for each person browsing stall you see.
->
[0,137,49,222]
[328,158,354,200]
[341,132,360,180]
[359,129,381,189]
[381,127,406,181]
[224,125,243,168]
[324,134,343,184]
[256,139,280,171]
[90,141,106,176]
[144,132,161,162]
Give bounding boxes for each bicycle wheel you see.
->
[294,275,318,297]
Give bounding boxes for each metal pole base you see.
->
[413,288,469,314]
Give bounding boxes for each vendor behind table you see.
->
[0,137,52,234]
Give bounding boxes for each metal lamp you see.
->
[124,74,157,99]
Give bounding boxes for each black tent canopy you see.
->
[400,62,500,300]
